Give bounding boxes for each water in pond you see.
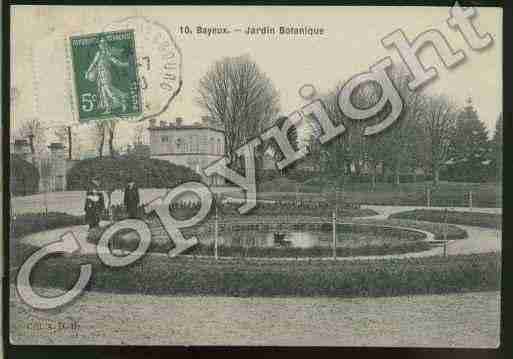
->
[203,227,422,249]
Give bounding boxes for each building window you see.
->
[161,135,169,142]
[176,138,182,152]
[217,138,222,154]
[209,138,215,154]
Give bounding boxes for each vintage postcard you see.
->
[8,4,502,348]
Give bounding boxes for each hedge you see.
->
[10,155,40,196]
[11,250,500,297]
[66,156,201,190]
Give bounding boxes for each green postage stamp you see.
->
[70,30,142,122]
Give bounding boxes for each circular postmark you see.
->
[103,16,183,122]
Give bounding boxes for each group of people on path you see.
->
[84,178,140,230]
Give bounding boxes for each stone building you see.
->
[148,116,225,186]
[12,139,33,164]
[11,140,70,192]
[46,142,68,191]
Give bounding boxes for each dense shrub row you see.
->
[12,250,499,297]
[66,156,201,190]
[220,201,372,217]
[188,242,432,258]
[114,199,375,220]
[10,155,40,196]
[390,209,502,229]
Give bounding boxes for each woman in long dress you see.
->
[85,37,130,115]
[84,179,105,230]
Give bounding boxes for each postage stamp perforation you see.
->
[63,34,78,124]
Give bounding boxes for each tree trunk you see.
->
[28,134,35,154]
[381,162,387,183]
[433,167,440,186]
[346,163,351,177]
[98,130,105,159]
[108,126,115,157]
[67,126,72,160]
[354,160,362,177]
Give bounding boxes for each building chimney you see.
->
[175,117,183,126]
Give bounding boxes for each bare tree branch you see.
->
[196,55,280,168]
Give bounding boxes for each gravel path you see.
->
[360,205,502,256]
[361,205,501,219]
[11,188,240,216]
[10,286,500,347]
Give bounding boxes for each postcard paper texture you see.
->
[9,5,502,347]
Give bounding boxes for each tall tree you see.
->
[417,95,458,186]
[132,123,146,145]
[92,120,118,158]
[18,117,46,156]
[378,69,424,186]
[106,120,118,157]
[10,87,20,131]
[447,98,490,182]
[54,125,74,160]
[264,115,299,175]
[315,83,359,186]
[93,122,106,159]
[317,65,421,188]
[196,55,280,169]
[491,112,503,181]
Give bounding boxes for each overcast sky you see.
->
[11,5,502,153]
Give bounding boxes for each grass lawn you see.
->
[389,209,502,229]
[254,179,501,208]
[10,212,84,238]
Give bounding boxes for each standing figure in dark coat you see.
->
[123,178,140,218]
[85,179,105,229]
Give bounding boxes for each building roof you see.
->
[148,117,225,133]
[148,123,224,133]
